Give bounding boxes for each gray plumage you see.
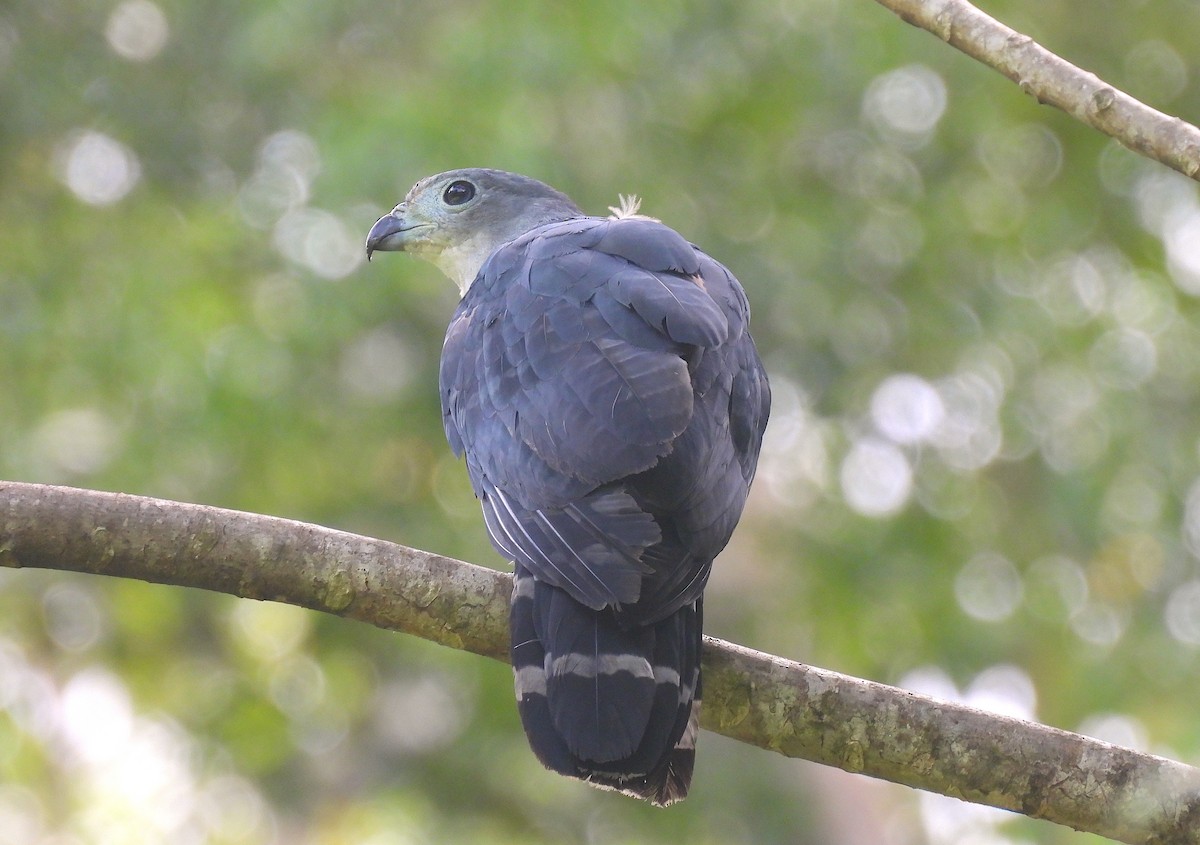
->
[366,168,770,804]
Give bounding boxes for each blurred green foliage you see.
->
[3,1,1200,842]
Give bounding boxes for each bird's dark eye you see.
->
[442,180,476,206]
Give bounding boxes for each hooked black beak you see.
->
[365,207,420,261]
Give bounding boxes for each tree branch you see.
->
[872,0,1200,181]
[2,480,1198,844]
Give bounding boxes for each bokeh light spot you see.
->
[373,673,471,755]
[1090,327,1157,388]
[871,373,945,444]
[918,790,1015,845]
[268,654,327,720]
[230,601,311,663]
[31,407,121,478]
[977,123,1062,188]
[1069,602,1127,647]
[1077,712,1149,751]
[898,665,959,702]
[339,326,419,402]
[53,130,142,206]
[237,129,321,229]
[931,373,1003,471]
[1181,477,1200,559]
[840,437,912,517]
[1164,211,1200,295]
[862,64,947,147]
[1101,464,1165,530]
[105,0,169,62]
[955,552,1022,622]
[1165,580,1200,646]
[0,785,45,845]
[197,776,271,842]
[1025,555,1089,621]
[273,207,364,279]
[61,668,134,765]
[965,664,1037,721]
[42,583,106,653]
[1124,39,1188,102]
[757,376,829,512]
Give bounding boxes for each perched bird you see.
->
[366,169,770,805]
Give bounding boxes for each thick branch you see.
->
[873,0,1200,181]
[2,481,1199,844]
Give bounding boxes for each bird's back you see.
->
[439,213,769,803]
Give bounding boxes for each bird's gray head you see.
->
[365,168,583,295]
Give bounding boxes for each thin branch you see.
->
[2,481,1199,844]
[872,0,1200,181]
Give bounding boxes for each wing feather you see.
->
[442,215,767,612]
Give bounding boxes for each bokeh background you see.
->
[3,1,1200,842]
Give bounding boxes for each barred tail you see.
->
[510,566,702,806]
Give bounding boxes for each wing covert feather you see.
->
[441,215,766,613]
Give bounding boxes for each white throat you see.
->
[427,232,501,296]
